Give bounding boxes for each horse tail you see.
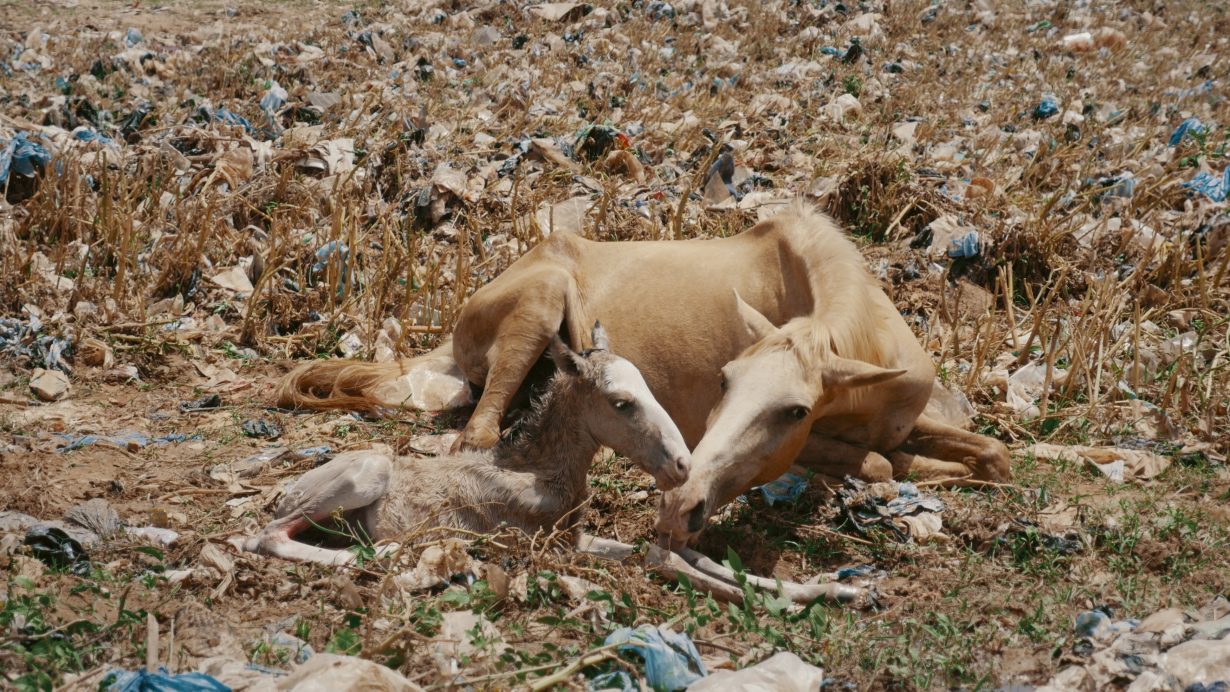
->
[274,339,454,414]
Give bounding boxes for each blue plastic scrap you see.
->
[1183,167,1230,203]
[1168,117,1206,147]
[0,316,72,372]
[103,668,229,692]
[1073,609,1139,641]
[886,482,946,515]
[260,81,288,131]
[56,431,200,452]
[0,132,52,185]
[947,231,981,258]
[198,106,255,134]
[601,625,707,691]
[1096,172,1136,199]
[72,126,116,146]
[757,470,809,506]
[1033,93,1059,120]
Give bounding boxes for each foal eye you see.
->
[613,399,632,411]
[788,406,810,421]
[719,375,728,391]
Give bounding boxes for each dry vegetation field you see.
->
[1,0,1228,689]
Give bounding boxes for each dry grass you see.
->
[1,0,1228,689]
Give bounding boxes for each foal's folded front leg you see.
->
[229,450,395,566]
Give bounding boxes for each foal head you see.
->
[656,294,905,547]
[548,323,691,491]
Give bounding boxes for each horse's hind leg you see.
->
[888,414,1011,485]
[229,450,394,565]
[452,267,576,451]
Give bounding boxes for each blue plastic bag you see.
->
[947,231,981,258]
[1033,93,1059,119]
[1168,117,1205,147]
[103,668,229,692]
[757,471,809,506]
[1183,167,1230,203]
[0,132,51,185]
[602,625,707,691]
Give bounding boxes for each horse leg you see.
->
[229,451,394,565]
[888,414,1011,485]
[793,432,895,484]
[452,267,578,451]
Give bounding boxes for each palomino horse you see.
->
[278,204,1009,537]
[235,325,691,565]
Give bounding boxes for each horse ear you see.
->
[548,335,586,376]
[734,290,777,341]
[591,321,610,351]
[822,356,908,390]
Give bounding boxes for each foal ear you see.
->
[733,290,777,341]
[591,321,610,351]
[548,335,587,376]
[822,356,908,390]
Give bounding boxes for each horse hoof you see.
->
[454,424,500,452]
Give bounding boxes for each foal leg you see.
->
[229,451,394,566]
[452,267,577,451]
[888,414,1011,485]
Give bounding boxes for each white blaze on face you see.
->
[598,357,691,485]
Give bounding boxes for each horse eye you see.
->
[789,406,809,421]
[613,399,632,411]
[719,375,728,392]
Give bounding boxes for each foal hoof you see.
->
[226,535,258,554]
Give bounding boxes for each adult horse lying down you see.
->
[277,204,1009,535]
[232,326,690,565]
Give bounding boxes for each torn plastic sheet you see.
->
[260,80,288,132]
[0,132,52,185]
[947,231,981,258]
[837,478,945,542]
[102,667,229,692]
[1183,167,1230,203]
[1033,93,1059,119]
[0,316,73,372]
[599,624,707,692]
[24,526,91,577]
[55,431,202,452]
[756,470,809,506]
[196,106,255,134]
[1168,117,1206,146]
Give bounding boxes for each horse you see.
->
[276,204,1009,543]
[232,325,690,565]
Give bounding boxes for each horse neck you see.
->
[493,374,598,500]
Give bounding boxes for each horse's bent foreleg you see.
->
[230,451,394,565]
[793,432,894,483]
[452,268,575,451]
[891,414,1011,484]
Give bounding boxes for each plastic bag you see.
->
[24,526,91,576]
[103,668,229,692]
[688,651,824,692]
[602,624,707,691]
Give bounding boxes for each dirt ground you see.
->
[2,0,1229,689]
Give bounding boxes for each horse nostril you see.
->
[673,456,689,479]
[685,499,707,534]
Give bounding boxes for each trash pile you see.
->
[1,0,1228,688]
[1037,598,1230,691]
[836,477,947,543]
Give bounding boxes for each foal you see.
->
[231,325,690,565]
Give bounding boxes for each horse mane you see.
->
[746,202,894,369]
